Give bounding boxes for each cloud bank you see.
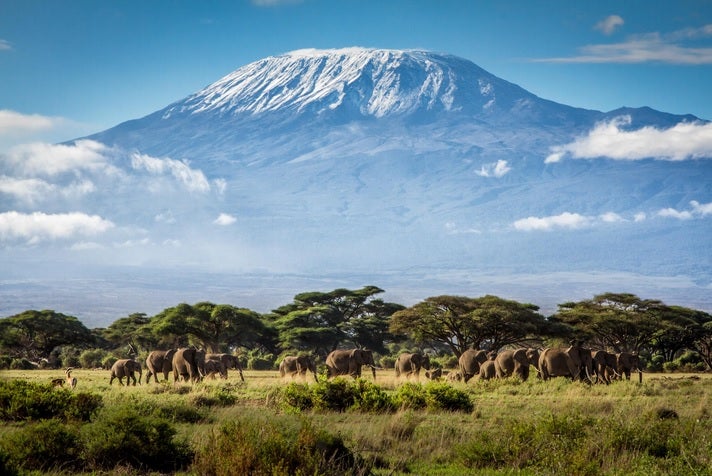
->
[131,152,211,193]
[546,116,712,163]
[0,211,114,244]
[536,24,712,64]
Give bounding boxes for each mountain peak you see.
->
[163,47,515,120]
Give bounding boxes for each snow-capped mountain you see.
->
[2,48,710,324]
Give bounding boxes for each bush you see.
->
[282,382,314,412]
[423,382,473,412]
[79,348,108,368]
[192,416,367,475]
[313,378,356,412]
[0,380,102,422]
[9,358,34,370]
[353,379,396,413]
[394,383,427,410]
[0,419,81,472]
[379,355,396,369]
[80,405,192,472]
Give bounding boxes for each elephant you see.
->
[204,359,227,379]
[616,352,643,383]
[205,353,244,381]
[325,349,376,379]
[478,358,497,380]
[394,352,431,379]
[494,348,533,381]
[172,347,206,383]
[110,359,142,386]
[538,343,594,382]
[458,349,492,383]
[279,355,318,382]
[145,349,176,383]
[425,367,442,380]
[591,350,618,384]
[446,370,463,382]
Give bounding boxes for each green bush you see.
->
[353,379,396,413]
[80,405,192,472]
[313,378,356,412]
[379,355,396,369]
[423,382,473,412]
[394,382,427,410]
[0,419,81,472]
[0,356,12,369]
[79,348,108,368]
[192,416,367,475]
[9,358,34,370]
[0,380,102,422]
[282,382,314,411]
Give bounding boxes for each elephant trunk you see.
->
[370,365,376,380]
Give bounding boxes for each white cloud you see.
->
[595,15,624,35]
[3,140,111,176]
[535,24,712,64]
[213,178,227,195]
[546,116,712,163]
[0,39,11,51]
[0,211,114,243]
[513,212,592,231]
[599,212,625,223]
[658,200,712,220]
[130,152,211,193]
[154,211,176,224]
[214,213,237,226]
[634,212,647,222]
[251,0,303,6]
[0,110,59,135]
[0,175,55,204]
[475,159,511,178]
[444,222,481,235]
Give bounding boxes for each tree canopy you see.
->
[389,295,553,357]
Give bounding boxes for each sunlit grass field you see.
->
[2,368,711,475]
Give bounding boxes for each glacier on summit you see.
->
[2,47,711,324]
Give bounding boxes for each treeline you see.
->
[1,286,711,372]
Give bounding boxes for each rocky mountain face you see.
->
[9,47,707,323]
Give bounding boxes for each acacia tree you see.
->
[269,286,403,356]
[100,312,157,355]
[389,295,551,357]
[551,293,681,353]
[150,302,271,353]
[0,310,95,361]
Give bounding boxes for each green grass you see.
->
[1,369,711,475]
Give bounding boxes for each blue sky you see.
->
[1,0,711,149]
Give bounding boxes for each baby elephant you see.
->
[110,359,142,386]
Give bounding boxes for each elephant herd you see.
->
[109,348,245,386]
[107,344,642,387]
[448,343,642,384]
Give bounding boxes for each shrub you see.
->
[80,405,192,472]
[282,382,314,412]
[379,355,396,369]
[423,382,473,412]
[9,358,34,370]
[0,380,101,422]
[394,382,427,410]
[312,378,356,412]
[353,379,396,413]
[192,416,367,475]
[79,348,108,368]
[0,419,81,472]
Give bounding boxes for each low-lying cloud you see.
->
[3,139,112,176]
[0,211,114,244]
[131,152,211,193]
[546,116,712,163]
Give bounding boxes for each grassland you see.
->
[1,369,711,475]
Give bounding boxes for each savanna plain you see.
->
[1,368,711,476]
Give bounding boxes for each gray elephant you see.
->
[425,367,442,380]
[145,349,176,383]
[325,349,376,379]
[204,358,227,379]
[616,352,642,383]
[591,350,618,384]
[538,343,594,381]
[494,348,532,381]
[478,357,497,380]
[205,353,244,381]
[458,349,491,383]
[110,358,142,386]
[279,355,318,382]
[394,352,431,379]
[172,347,206,383]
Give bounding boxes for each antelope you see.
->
[65,368,77,389]
[51,378,64,388]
